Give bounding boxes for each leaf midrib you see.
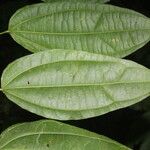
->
[11,28,150,36]
[4,81,150,91]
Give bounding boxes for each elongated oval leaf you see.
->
[1,50,150,120]
[0,120,131,150]
[8,2,150,57]
[41,0,110,3]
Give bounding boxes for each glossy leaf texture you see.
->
[8,2,150,57]
[0,120,131,150]
[1,50,150,120]
[41,0,110,3]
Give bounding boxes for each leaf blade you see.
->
[1,50,150,120]
[41,0,110,3]
[9,2,150,57]
[0,120,131,150]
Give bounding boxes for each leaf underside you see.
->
[42,0,110,3]
[9,2,150,57]
[1,50,150,120]
[0,120,131,150]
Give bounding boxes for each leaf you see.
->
[1,50,150,120]
[8,2,150,57]
[41,0,110,3]
[0,120,131,150]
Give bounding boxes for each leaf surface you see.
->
[0,120,131,150]
[1,50,150,120]
[41,0,110,3]
[8,2,150,57]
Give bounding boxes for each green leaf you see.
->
[1,50,150,120]
[41,0,110,3]
[0,120,131,150]
[8,2,150,57]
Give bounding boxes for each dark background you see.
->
[0,0,150,149]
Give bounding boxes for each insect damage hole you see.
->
[46,143,50,148]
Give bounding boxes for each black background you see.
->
[0,0,150,149]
